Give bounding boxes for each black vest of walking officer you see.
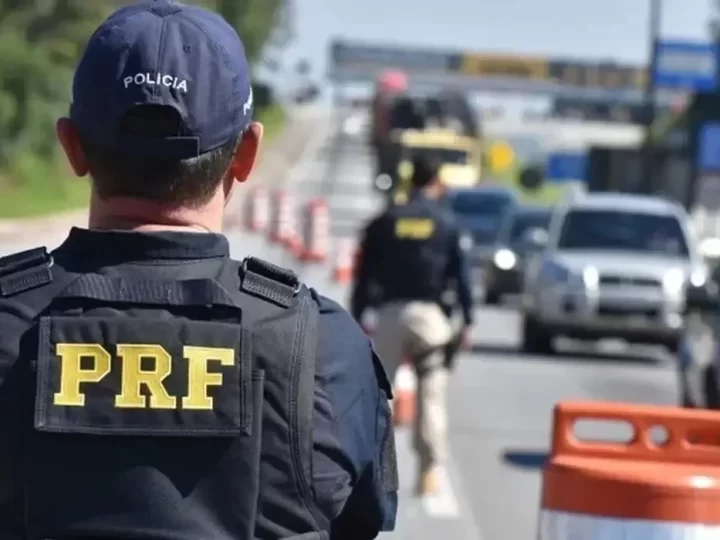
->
[351,155,474,331]
[0,2,397,539]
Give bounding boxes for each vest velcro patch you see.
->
[34,316,252,437]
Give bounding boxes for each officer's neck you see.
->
[419,183,443,200]
[88,193,224,233]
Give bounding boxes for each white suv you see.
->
[521,193,707,355]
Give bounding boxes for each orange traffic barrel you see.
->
[244,186,269,232]
[392,361,416,427]
[268,189,295,245]
[539,400,720,538]
[299,198,329,262]
[285,231,302,257]
[332,237,355,284]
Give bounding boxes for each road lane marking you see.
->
[444,442,486,539]
[421,467,460,518]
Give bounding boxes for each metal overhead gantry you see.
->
[326,39,652,104]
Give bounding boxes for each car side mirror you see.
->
[522,227,548,249]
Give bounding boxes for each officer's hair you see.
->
[79,105,242,207]
[411,154,440,188]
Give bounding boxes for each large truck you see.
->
[390,128,483,203]
[369,72,481,193]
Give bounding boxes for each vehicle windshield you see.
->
[557,209,689,256]
[506,212,552,243]
[404,146,469,164]
[449,191,515,244]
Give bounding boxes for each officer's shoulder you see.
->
[307,287,359,325]
[430,202,458,228]
[241,256,361,327]
[306,288,371,351]
[306,288,389,393]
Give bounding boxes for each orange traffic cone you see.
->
[392,361,416,427]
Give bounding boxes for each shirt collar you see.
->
[55,227,230,261]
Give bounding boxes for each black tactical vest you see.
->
[0,247,329,540]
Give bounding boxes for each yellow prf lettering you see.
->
[182,346,235,410]
[54,344,112,407]
[395,218,435,239]
[115,344,177,409]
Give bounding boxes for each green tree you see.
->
[218,0,284,62]
[0,0,285,216]
[0,1,113,174]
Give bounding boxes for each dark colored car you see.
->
[483,206,553,305]
[445,187,517,295]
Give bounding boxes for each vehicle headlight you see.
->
[493,248,516,270]
[459,233,474,251]
[690,268,707,287]
[663,267,685,294]
[583,266,599,289]
[374,174,392,191]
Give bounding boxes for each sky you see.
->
[270,0,715,110]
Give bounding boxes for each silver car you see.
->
[521,193,707,355]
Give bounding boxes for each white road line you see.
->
[444,435,487,539]
[394,425,488,539]
[421,467,460,518]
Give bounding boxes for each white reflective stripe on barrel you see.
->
[539,510,720,539]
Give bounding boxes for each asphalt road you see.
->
[0,111,683,539]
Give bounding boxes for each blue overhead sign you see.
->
[653,40,717,91]
[546,152,587,182]
[697,123,720,172]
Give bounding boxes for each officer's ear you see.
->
[56,117,89,177]
[228,122,263,184]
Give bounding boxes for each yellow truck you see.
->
[390,128,482,203]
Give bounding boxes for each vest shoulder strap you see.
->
[239,256,301,308]
[0,246,54,297]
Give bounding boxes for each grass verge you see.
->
[0,104,286,219]
[257,103,285,143]
[0,154,89,219]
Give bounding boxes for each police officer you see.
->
[351,154,474,496]
[0,2,397,538]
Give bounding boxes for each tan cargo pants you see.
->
[373,301,453,471]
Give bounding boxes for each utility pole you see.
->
[271,0,296,48]
[712,1,720,81]
[640,0,662,193]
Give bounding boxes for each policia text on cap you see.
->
[351,154,474,495]
[0,2,397,539]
